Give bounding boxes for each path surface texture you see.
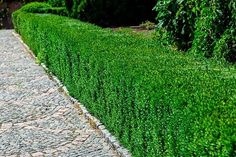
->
[0,30,118,157]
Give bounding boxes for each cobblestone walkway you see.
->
[0,30,118,157]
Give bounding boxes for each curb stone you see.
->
[13,31,132,157]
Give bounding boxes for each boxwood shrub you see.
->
[13,3,236,157]
[12,2,67,18]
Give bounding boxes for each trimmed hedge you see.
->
[13,3,236,157]
[14,2,67,16]
[47,0,64,7]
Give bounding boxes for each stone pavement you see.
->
[0,30,119,157]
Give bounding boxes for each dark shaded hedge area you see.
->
[13,3,236,157]
[78,0,156,26]
[65,0,156,27]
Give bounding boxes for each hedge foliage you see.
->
[14,2,66,16]
[154,0,236,63]
[47,0,64,7]
[13,3,236,157]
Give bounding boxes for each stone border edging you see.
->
[13,31,131,157]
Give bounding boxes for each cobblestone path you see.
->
[0,30,118,157]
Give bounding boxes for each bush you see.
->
[154,0,236,63]
[154,0,199,50]
[213,1,236,63]
[13,3,236,157]
[48,7,66,16]
[13,2,66,17]
[64,0,78,17]
[191,0,235,59]
[19,2,51,13]
[47,0,64,7]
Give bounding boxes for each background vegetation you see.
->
[58,0,236,63]
[154,0,236,63]
[62,0,156,26]
[13,3,236,156]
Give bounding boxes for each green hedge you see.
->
[13,3,236,157]
[47,0,64,7]
[13,2,67,17]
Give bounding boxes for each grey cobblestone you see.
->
[0,30,119,157]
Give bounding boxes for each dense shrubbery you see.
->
[154,0,236,63]
[19,2,50,12]
[12,2,66,18]
[64,0,78,17]
[154,0,198,50]
[64,0,156,26]
[47,0,64,7]
[13,3,236,156]
[20,1,66,16]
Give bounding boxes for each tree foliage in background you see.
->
[154,0,199,50]
[154,0,236,63]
